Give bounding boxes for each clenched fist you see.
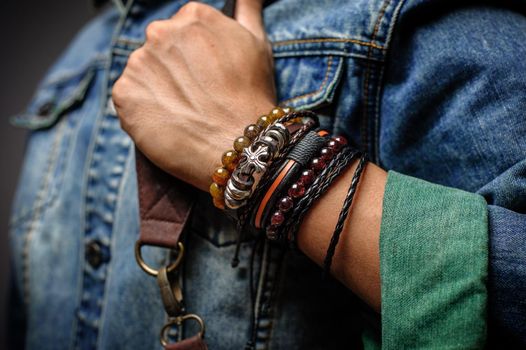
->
[113,0,275,191]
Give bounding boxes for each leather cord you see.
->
[322,153,367,279]
[283,148,361,249]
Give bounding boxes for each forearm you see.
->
[296,159,387,312]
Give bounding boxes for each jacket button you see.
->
[37,101,55,117]
[85,240,105,269]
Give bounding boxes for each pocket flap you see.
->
[10,65,96,130]
[274,54,344,110]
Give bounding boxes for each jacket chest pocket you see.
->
[190,46,345,248]
[9,62,98,229]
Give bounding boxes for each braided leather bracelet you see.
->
[284,148,361,249]
[322,153,367,278]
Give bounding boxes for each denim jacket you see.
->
[9,0,526,349]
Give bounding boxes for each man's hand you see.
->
[113,0,275,191]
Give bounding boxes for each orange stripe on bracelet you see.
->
[254,159,296,229]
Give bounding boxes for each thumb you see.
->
[235,0,267,41]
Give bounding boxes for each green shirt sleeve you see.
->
[364,171,488,349]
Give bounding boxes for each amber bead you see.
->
[221,149,239,172]
[213,197,226,210]
[212,167,230,186]
[269,107,286,122]
[282,107,293,114]
[257,115,271,128]
[209,182,224,199]
[234,136,251,153]
[244,124,260,140]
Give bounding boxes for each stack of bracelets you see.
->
[209,107,367,276]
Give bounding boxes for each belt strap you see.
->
[165,336,208,350]
[134,3,236,349]
[136,149,194,248]
[135,149,204,349]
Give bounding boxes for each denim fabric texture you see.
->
[8,0,526,348]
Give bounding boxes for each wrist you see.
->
[196,100,277,193]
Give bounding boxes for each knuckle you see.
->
[126,48,144,67]
[178,1,213,19]
[145,20,168,42]
[112,77,126,107]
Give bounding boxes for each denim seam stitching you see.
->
[20,118,67,308]
[252,241,270,348]
[96,141,133,349]
[71,4,135,347]
[362,0,391,151]
[273,51,382,62]
[279,56,334,106]
[112,47,135,57]
[115,37,143,46]
[373,0,407,164]
[272,38,385,50]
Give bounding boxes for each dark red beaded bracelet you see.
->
[265,134,348,240]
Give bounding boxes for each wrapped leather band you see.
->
[135,149,195,248]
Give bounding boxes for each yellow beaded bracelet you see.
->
[209,106,292,209]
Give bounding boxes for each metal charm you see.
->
[238,144,271,175]
[224,121,291,210]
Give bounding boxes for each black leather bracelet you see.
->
[322,153,367,279]
[284,147,361,249]
[257,131,328,230]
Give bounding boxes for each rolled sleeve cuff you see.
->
[368,171,488,349]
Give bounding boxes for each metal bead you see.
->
[224,192,246,209]
[265,123,289,150]
[231,169,254,190]
[226,180,252,201]
[258,136,279,158]
[270,122,288,134]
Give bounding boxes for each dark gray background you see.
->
[0,1,96,347]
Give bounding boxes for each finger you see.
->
[235,0,266,41]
